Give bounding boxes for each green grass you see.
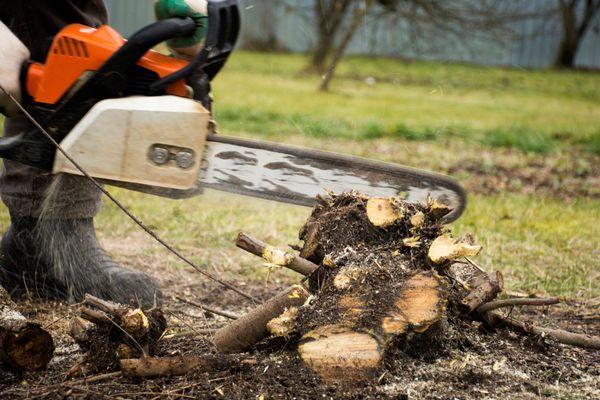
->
[0,53,598,299]
[213,52,600,154]
[2,189,590,297]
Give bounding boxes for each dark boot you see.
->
[0,216,162,307]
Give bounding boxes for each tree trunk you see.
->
[319,4,368,91]
[554,0,600,68]
[309,0,354,72]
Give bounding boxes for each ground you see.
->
[0,53,599,398]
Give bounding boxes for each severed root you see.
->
[120,355,256,378]
[485,312,600,350]
[214,285,310,353]
[477,297,560,313]
[382,271,447,336]
[298,324,382,383]
[428,234,482,264]
[366,197,403,228]
[236,232,319,276]
[267,307,299,338]
[0,286,54,371]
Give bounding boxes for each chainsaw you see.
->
[0,0,466,221]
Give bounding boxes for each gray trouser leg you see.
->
[0,115,102,218]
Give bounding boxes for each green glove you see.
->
[154,0,208,59]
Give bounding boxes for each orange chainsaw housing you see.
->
[26,24,188,105]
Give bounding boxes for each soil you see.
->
[1,194,599,399]
[0,292,598,399]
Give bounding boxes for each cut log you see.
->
[366,197,403,228]
[120,355,256,378]
[381,271,447,336]
[214,285,310,353]
[0,286,54,371]
[236,232,319,276]
[298,324,382,383]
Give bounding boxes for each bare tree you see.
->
[555,0,600,68]
[311,0,544,91]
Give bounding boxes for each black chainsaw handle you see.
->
[95,17,196,95]
[148,0,240,93]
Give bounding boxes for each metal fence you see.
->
[105,0,600,69]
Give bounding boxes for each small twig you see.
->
[485,312,600,350]
[477,297,560,313]
[175,296,240,320]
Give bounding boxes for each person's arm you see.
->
[0,21,30,117]
[154,0,208,59]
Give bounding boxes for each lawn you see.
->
[0,52,598,299]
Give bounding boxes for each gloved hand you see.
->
[154,0,209,59]
[0,22,30,117]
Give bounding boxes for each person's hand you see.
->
[154,0,208,59]
[0,22,30,117]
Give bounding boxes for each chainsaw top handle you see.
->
[96,17,197,96]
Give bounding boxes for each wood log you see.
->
[236,232,319,276]
[214,285,310,353]
[298,324,382,383]
[0,286,54,371]
[120,355,256,378]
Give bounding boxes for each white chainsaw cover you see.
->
[53,96,210,190]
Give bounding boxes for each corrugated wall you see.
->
[105,0,600,69]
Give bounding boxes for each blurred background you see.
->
[14,1,596,299]
[105,0,600,68]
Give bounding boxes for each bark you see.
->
[214,285,310,353]
[0,286,55,371]
[120,355,256,378]
[477,297,560,313]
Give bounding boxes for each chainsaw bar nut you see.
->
[176,150,195,169]
[150,146,170,165]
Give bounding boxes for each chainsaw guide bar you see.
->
[118,134,466,222]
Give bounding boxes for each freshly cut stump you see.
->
[298,324,382,382]
[0,286,54,371]
[288,193,455,383]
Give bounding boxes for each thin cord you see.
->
[0,87,255,302]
